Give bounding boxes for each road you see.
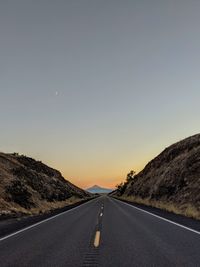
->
[0,196,200,266]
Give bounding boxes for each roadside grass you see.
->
[114,195,200,220]
[0,196,92,217]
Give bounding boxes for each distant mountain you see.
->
[86,185,113,194]
[113,134,200,219]
[0,152,91,217]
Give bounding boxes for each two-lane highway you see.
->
[0,196,200,266]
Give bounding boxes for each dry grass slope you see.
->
[0,152,91,216]
[113,134,200,220]
[115,195,200,220]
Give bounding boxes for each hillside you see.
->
[113,134,200,219]
[86,185,113,194]
[0,152,91,217]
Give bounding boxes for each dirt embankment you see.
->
[0,152,91,217]
[113,134,200,220]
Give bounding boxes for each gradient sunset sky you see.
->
[0,0,199,189]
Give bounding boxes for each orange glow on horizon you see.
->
[40,138,181,190]
[61,161,147,190]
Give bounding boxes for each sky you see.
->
[0,0,200,189]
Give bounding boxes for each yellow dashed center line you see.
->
[94,231,101,248]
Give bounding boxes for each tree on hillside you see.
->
[116,182,125,194]
[126,170,136,182]
[116,170,136,195]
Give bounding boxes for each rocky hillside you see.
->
[114,134,200,219]
[0,152,91,216]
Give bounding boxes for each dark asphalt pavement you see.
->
[0,196,200,267]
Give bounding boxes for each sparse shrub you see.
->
[5,180,34,209]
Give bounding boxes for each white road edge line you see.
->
[0,198,97,242]
[114,198,200,236]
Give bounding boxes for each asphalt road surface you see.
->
[0,196,200,267]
